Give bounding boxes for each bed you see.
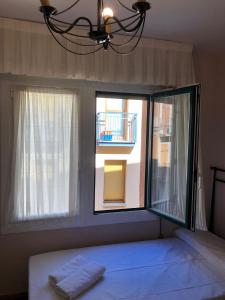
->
[29,167,225,300]
[29,228,225,300]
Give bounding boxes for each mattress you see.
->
[29,229,225,300]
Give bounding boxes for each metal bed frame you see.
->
[210,166,225,233]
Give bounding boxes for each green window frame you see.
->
[146,85,200,230]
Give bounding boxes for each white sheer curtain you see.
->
[151,95,190,223]
[11,87,78,222]
[196,147,207,230]
[150,93,207,230]
[173,94,190,221]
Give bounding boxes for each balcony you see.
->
[96,112,137,146]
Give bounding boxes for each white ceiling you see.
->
[0,0,225,51]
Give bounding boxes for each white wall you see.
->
[194,50,225,237]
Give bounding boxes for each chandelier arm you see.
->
[54,0,81,16]
[106,13,144,33]
[54,27,97,46]
[64,31,92,39]
[50,16,96,28]
[49,18,92,38]
[46,15,93,34]
[45,19,103,55]
[110,15,142,34]
[48,22,91,38]
[49,14,141,40]
[108,12,140,25]
[109,15,145,55]
[115,0,136,13]
[50,12,140,28]
[110,25,140,47]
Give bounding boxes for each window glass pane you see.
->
[95,96,147,211]
[150,93,190,223]
[106,98,123,111]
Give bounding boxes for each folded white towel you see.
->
[49,255,88,286]
[54,261,106,299]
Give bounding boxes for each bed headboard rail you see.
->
[210,166,225,233]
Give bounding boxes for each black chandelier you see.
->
[39,0,151,55]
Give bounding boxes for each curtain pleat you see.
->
[151,95,190,223]
[1,87,79,232]
[0,18,194,86]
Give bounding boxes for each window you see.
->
[147,86,200,229]
[95,86,200,230]
[95,94,147,212]
[12,87,78,221]
[2,84,199,233]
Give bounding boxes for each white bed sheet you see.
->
[29,235,225,300]
[176,228,225,274]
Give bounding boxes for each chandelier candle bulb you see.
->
[40,0,50,6]
[104,21,112,34]
[102,7,114,34]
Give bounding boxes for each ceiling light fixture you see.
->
[39,0,151,55]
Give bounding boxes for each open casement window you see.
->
[94,86,200,230]
[147,85,200,230]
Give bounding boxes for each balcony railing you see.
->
[96,112,137,146]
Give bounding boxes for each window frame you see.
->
[1,76,158,234]
[1,75,200,234]
[94,91,150,214]
[12,86,79,222]
[146,85,200,230]
[1,84,80,234]
[94,86,200,231]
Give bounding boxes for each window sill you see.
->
[1,210,158,234]
[80,209,158,228]
[14,212,71,222]
[1,214,79,235]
